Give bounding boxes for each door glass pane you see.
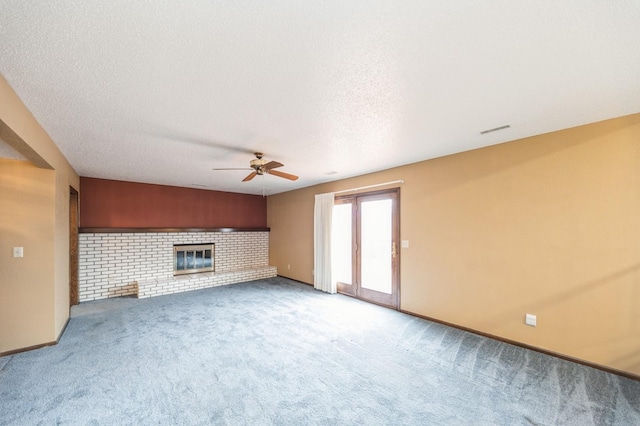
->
[332,203,352,285]
[361,199,392,294]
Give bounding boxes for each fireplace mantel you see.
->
[79,227,270,233]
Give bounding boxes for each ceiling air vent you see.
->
[480,124,511,135]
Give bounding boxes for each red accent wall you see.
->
[80,177,266,228]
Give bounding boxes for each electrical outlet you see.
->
[13,247,24,258]
[287,264,290,270]
[525,314,537,327]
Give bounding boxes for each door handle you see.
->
[392,242,396,258]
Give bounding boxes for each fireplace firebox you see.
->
[173,244,214,275]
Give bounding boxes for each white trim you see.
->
[334,180,404,195]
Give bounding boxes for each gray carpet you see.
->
[1,277,638,425]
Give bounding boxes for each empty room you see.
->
[1,1,639,424]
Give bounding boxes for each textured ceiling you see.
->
[1,1,639,195]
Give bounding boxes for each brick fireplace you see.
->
[78,230,276,301]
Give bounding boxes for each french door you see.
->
[332,189,399,308]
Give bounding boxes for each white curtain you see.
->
[313,192,336,293]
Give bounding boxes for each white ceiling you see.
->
[1,1,639,195]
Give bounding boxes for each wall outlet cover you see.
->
[525,314,537,327]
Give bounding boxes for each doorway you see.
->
[332,189,399,308]
[69,187,79,307]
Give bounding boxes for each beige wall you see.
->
[0,75,79,353]
[267,114,640,376]
[0,160,56,350]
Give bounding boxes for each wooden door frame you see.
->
[69,187,79,307]
[335,188,400,309]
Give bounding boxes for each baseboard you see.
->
[0,317,71,358]
[0,341,57,357]
[399,309,640,382]
[276,275,312,286]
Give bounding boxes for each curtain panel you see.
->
[313,192,336,293]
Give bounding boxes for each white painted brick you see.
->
[79,231,274,300]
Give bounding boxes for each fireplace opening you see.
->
[173,244,214,275]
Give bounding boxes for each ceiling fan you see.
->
[213,152,299,182]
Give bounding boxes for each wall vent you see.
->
[480,124,511,135]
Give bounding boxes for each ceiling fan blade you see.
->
[262,161,284,171]
[212,167,252,171]
[242,171,258,182]
[268,169,299,181]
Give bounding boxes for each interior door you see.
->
[333,189,399,308]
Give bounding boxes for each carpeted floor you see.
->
[1,277,638,425]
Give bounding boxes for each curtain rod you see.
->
[333,180,404,195]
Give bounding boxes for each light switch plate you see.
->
[13,247,24,258]
[401,240,409,248]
